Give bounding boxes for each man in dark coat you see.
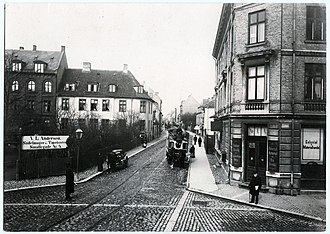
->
[65,163,74,200]
[189,145,195,158]
[198,136,202,147]
[249,171,262,204]
[193,135,197,145]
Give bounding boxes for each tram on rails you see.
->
[166,127,189,168]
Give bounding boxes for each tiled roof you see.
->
[5,49,64,72]
[58,69,153,100]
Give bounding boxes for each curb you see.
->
[186,187,326,223]
[4,136,166,193]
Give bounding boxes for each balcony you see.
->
[303,102,326,112]
[245,102,265,110]
[241,101,269,114]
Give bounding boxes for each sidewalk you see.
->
[4,135,166,192]
[187,140,326,222]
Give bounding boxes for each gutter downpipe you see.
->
[290,3,296,196]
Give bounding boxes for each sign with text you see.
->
[301,128,323,162]
[268,140,279,173]
[232,138,242,167]
[22,135,69,150]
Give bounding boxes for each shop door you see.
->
[245,137,267,184]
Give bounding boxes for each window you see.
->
[12,62,22,72]
[90,119,98,129]
[139,120,145,131]
[305,64,326,101]
[12,81,19,91]
[88,84,99,92]
[44,81,52,93]
[62,98,69,110]
[109,84,116,92]
[27,81,35,92]
[27,100,35,110]
[79,99,86,111]
[64,83,76,91]
[140,101,146,113]
[306,6,326,41]
[119,100,127,112]
[249,10,265,44]
[102,99,110,111]
[134,86,144,93]
[34,63,45,73]
[247,65,265,100]
[43,100,51,113]
[91,99,98,111]
[61,118,68,129]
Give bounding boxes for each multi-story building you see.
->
[212,3,326,194]
[57,63,155,141]
[147,88,163,139]
[4,45,68,138]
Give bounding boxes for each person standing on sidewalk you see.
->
[198,136,202,147]
[193,135,197,145]
[189,145,195,158]
[249,171,262,204]
[65,162,74,200]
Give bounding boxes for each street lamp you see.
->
[75,128,83,181]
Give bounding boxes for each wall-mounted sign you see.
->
[232,138,242,167]
[301,128,323,162]
[268,140,279,173]
[22,135,69,150]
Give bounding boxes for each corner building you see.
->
[212,3,326,194]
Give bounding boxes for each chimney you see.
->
[82,62,91,72]
[33,45,37,51]
[61,45,65,52]
[123,64,128,73]
[19,46,24,50]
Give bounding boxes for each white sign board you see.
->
[22,135,69,150]
[301,128,323,162]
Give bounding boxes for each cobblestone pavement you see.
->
[206,152,326,221]
[3,136,326,232]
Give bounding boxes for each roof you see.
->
[5,48,64,72]
[58,68,154,101]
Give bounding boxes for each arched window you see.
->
[27,81,36,92]
[12,81,19,91]
[44,81,52,93]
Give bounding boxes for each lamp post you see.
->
[75,128,83,181]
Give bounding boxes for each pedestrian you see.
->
[193,135,197,145]
[249,171,262,204]
[198,136,202,147]
[189,145,195,158]
[65,162,74,200]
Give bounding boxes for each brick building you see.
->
[212,3,326,194]
[4,45,68,138]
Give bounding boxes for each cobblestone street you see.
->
[3,140,326,231]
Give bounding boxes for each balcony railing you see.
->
[245,102,265,111]
[304,102,326,112]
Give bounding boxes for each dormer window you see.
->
[34,63,46,73]
[134,86,144,94]
[64,83,76,91]
[12,62,22,72]
[109,84,117,93]
[88,84,99,92]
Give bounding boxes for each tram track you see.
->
[43,141,168,231]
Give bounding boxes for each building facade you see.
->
[5,45,68,138]
[57,63,155,141]
[212,3,326,194]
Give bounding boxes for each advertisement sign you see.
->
[301,128,323,162]
[22,135,69,150]
[232,138,242,167]
[268,140,279,173]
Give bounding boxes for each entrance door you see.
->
[245,137,267,184]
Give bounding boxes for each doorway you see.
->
[245,136,267,184]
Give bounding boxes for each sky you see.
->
[4,3,222,116]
